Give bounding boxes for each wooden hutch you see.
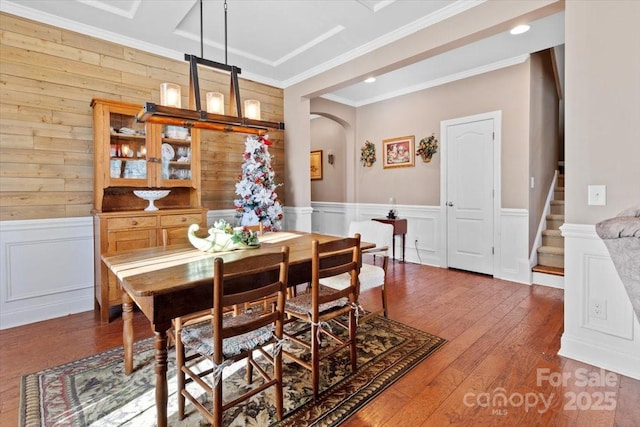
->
[91,98,207,322]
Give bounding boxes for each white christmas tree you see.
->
[234,135,283,231]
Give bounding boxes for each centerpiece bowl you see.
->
[133,189,171,211]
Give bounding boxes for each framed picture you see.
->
[310,150,323,180]
[382,136,415,168]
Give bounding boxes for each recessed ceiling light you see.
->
[510,24,530,35]
[364,77,376,83]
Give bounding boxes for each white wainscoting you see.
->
[311,202,530,282]
[311,202,442,265]
[498,208,531,284]
[0,204,529,329]
[559,224,640,380]
[0,217,95,330]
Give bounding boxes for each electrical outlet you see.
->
[589,298,607,320]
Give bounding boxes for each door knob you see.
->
[447,202,454,207]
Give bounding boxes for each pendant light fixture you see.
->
[159,83,181,108]
[206,92,225,114]
[136,0,283,134]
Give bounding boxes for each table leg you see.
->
[154,327,170,427]
[402,233,406,263]
[392,236,396,261]
[122,291,134,375]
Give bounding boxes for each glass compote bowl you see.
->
[133,189,171,211]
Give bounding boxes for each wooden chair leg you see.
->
[176,333,186,419]
[381,284,388,317]
[213,375,223,427]
[311,321,321,399]
[349,310,357,372]
[275,350,283,420]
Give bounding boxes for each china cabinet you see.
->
[91,98,207,322]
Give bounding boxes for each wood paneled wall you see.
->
[0,13,285,221]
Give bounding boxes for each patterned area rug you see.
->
[20,315,446,427]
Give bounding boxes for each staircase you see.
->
[533,174,565,279]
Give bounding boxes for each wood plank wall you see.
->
[0,13,285,221]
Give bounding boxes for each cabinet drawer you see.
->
[160,213,204,227]
[107,216,157,230]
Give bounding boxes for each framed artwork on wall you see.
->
[382,136,415,168]
[310,150,323,180]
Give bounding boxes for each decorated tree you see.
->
[234,135,283,231]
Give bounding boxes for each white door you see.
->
[445,117,495,275]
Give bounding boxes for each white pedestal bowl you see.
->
[133,189,171,211]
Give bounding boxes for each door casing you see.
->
[439,110,502,274]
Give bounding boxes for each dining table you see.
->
[101,230,374,427]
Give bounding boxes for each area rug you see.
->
[20,315,446,427]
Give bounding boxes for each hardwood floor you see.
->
[1,262,638,426]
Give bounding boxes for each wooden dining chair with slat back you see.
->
[245,221,264,236]
[282,234,361,398]
[175,246,289,427]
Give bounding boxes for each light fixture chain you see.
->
[200,0,203,58]
[224,0,228,65]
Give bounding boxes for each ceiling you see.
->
[1,0,564,107]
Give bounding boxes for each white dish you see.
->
[161,143,175,161]
[133,189,171,211]
[166,126,189,139]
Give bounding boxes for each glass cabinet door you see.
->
[160,125,193,183]
[108,111,148,184]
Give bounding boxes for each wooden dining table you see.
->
[101,231,373,427]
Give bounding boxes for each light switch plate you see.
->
[588,185,606,206]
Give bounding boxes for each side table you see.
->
[372,218,407,262]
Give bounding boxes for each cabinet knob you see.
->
[131,220,138,225]
[181,217,187,222]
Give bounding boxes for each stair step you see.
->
[554,187,565,201]
[546,214,565,230]
[542,229,564,248]
[537,245,565,268]
[550,200,565,215]
[557,174,565,188]
[532,264,565,276]
[538,245,564,255]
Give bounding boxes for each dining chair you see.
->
[175,247,289,426]
[245,221,264,235]
[242,221,282,313]
[322,220,394,322]
[282,234,361,399]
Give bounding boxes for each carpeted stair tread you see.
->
[542,229,562,236]
[550,200,565,206]
[537,245,564,255]
[546,214,565,221]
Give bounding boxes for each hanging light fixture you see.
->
[135,0,283,134]
[159,83,181,108]
[244,99,261,120]
[206,92,224,114]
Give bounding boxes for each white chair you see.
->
[322,220,394,322]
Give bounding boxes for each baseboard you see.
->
[532,271,564,289]
[560,334,640,380]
